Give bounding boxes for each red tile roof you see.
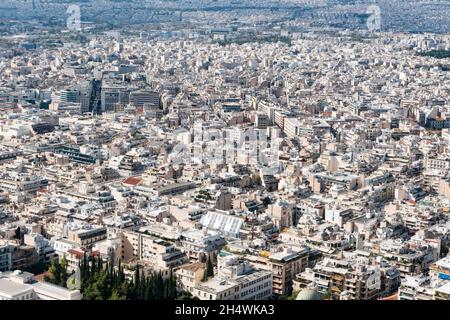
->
[34,271,50,282]
[122,177,143,186]
[67,249,100,260]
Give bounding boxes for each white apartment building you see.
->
[120,231,188,271]
[425,156,450,171]
[284,117,301,139]
[0,173,49,194]
[0,270,82,300]
[180,228,227,262]
[191,252,272,300]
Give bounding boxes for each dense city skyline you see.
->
[0,0,449,304]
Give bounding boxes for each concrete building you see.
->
[0,270,82,300]
[269,247,309,295]
[189,251,272,300]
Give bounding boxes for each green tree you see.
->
[440,243,449,258]
[77,256,195,300]
[60,255,69,287]
[205,257,214,279]
[80,253,90,291]
[144,278,153,300]
[96,269,112,300]
[168,273,177,299]
[155,272,164,300]
[176,291,200,300]
[84,269,111,300]
[133,265,141,299]
[47,260,63,286]
[109,289,126,300]
[164,278,171,299]
[117,261,125,285]
[84,282,103,300]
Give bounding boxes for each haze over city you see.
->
[0,0,449,304]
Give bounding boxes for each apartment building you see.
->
[0,241,11,271]
[255,113,271,129]
[179,229,227,262]
[269,247,309,295]
[67,225,107,248]
[266,200,294,229]
[296,256,382,300]
[120,231,188,272]
[0,173,48,194]
[283,117,301,139]
[66,248,100,272]
[9,244,38,271]
[175,262,205,293]
[425,156,450,171]
[101,85,130,112]
[189,252,272,300]
[0,270,82,300]
[398,275,434,300]
[129,90,160,108]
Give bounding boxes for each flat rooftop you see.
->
[269,250,303,262]
[197,277,236,293]
[436,282,450,295]
[32,281,80,300]
[0,278,33,298]
[435,256,450,270]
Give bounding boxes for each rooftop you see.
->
[0,278,33,298]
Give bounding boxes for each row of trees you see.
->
[78,255,195,300]
[418,50,450,59]
[44,256,70,288]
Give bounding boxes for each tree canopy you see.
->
[75,255,187,300]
